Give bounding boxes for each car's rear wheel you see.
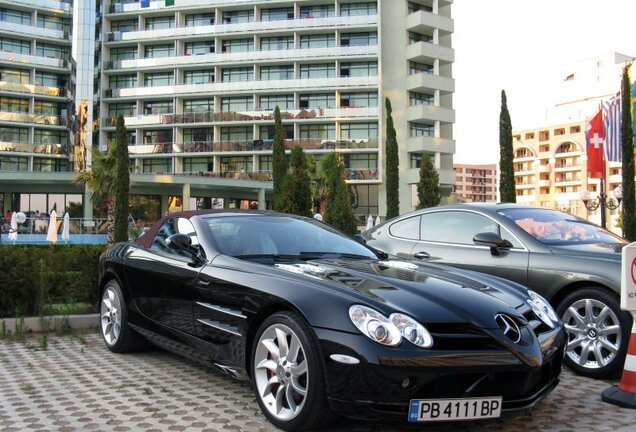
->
[251,311,335,431]
[100,279,146,353]
[557,287,632,378]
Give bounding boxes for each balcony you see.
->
[0,81,67,97]
[127,139,379,155]
[4,0,72,13]
[104,107,379,128]
[106,76,378,99]
[106,45,378,71]
[131,167,377,182]
[406,73,454,93]
[0,141,70,155]
[405,136,455,155]
[0,21,66,40]
[406,9,453,34]
[406,104,454,123]
[405,167,454,185]
[405,41,454,64]
[0,50,68,70]
[0,111,70,127]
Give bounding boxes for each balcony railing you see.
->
[126,139,379,155]
[104,107,378,127]
[0,81,67,97]
[0,141,70,155]
[134,168,378,181]
[0,111,70,127]
[0,50,68,69]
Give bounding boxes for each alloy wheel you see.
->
[100,286,122,346]
[562,298,622,369]
[254,323,308,421]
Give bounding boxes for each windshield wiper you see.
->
[298,252,375,260]
[233,254,302,261]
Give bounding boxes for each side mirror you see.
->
[473,232,513,256]
[166,233,192,250]
[353,234,367,244]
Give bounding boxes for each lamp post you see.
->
[0,211,27,245]
[579,179,623,229]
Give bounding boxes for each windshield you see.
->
[498,208,626,245]
[203,215,378,259]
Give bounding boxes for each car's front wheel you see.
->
[557,287,632,378]
[100,279,147,353]
[251,311,335,431]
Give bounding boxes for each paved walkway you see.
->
[0,333,634,431]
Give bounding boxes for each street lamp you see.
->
[0,211,27,244]
[579,183,623,229]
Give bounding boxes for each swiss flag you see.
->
[585,110,605,179]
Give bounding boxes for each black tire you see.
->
[250,311,336,431]
[556,287,632,379]
[99,279,147,353]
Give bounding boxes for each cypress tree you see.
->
[385,97,400,219]
[113,114,130,243]
[279,146,312,217]
[272,106,287,211]
[621,63,635,240]
[416,155,441,209]
[322,152,357,235]
[499,90,516,203]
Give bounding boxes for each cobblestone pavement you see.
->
[1,332,634,432]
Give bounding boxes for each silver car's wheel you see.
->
[558,288,631,378]
[254,322,308,421]
[101,284,122,346]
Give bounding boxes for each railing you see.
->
[0,111,70,126]
[16,217,109,235]
[0,81,67,97]
[135,168,379,181]
[103,107,378,127]
[0,141,70,155]
[126,139,379,155]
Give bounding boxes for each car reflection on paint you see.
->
[98,209,564,430]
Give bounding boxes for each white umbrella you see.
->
[61,212,70,242]
[365,215,374,231]
[46,209,58,244]
[8,212,18,242]
[374,216,382,226]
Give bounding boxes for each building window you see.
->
[261,7,294,21]
[185,41,214,55]
[341,123,378,139]
[110,19,137,32]
[34,130,68,145]
[299,124,335,139]
[409,61,433,74]
[300,63,335,79]
[259,155,273,171]
[351,184,379,218]
[143,129,173,144]
[183,128,213,143]
[184,99,214,113]
[144,72,173,87]
[300,5,335,18]
[108,103,136,118]
[299,93,335,109]
[300,34,335,49]
[408,31,433,44]
[184,69,214,84]
[110,47,137,61]
[221,67,253,82]
[0,8,31,25]
[259,95,294,110]
[260,65,294,80]
[184,157,213,173]
[0,67,30,84]
[259,125,293,140]
[35,72,63,87]
[340,92,378,107]
[409,91,434,105]
[408,2,433,13]
[220,126,253,141]
[340,2,377,16]
[409,152,434,168]
[340,32,377,47]
[221,38,254,53]
[221,96,253,112]
[145,16,175,30]
[0,126,28,142]
[33,158,69,172]
[343,153,378,169]
[34,100,63,115]
[109,75,137,89]
[142,158,171,173]
[0,38,30,55]
[410,123,434,137]
[260,36,294,51]
[144,100,173,115]
[220,156,252,172]
[144,44,174,58]
[0,97,28,113]
[340,62,377,77]
[0,156,28,172]
[36,43,69,60]
[185,13,214,26]
[222,10,254,24]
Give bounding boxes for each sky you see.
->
[452,0,636,164]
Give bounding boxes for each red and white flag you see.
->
[585,109,605,179]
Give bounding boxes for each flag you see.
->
[585,109,605,179]
[141,0,150,7]
[602,92,621,162]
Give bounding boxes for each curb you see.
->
[1,314,99,334]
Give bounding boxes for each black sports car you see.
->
[362,203,632,379]
[98,210,565,431]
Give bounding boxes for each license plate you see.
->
[408,396,502,422]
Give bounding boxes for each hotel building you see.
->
[0,0,456,225]
[452,163,497,202]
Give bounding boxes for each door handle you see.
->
[196,279,210,287]
[413,251,430,260]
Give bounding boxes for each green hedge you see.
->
[0,245,107,317]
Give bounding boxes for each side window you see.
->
[389,216,420,240]
[151,217,198,256]
[500,225,524,249]
[420,211,499,245]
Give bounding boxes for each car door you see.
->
[409,210,530,286]
[125,216,200,338]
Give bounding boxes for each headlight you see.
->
[527,290,559,328]
[349,305,433,348]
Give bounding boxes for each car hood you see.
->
[274,258,530,330]
[548,242,624,261]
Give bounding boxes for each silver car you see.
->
[362,203,632,379]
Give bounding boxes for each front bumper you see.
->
[314,326,564,421]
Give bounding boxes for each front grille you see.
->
[426,322,503,351]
